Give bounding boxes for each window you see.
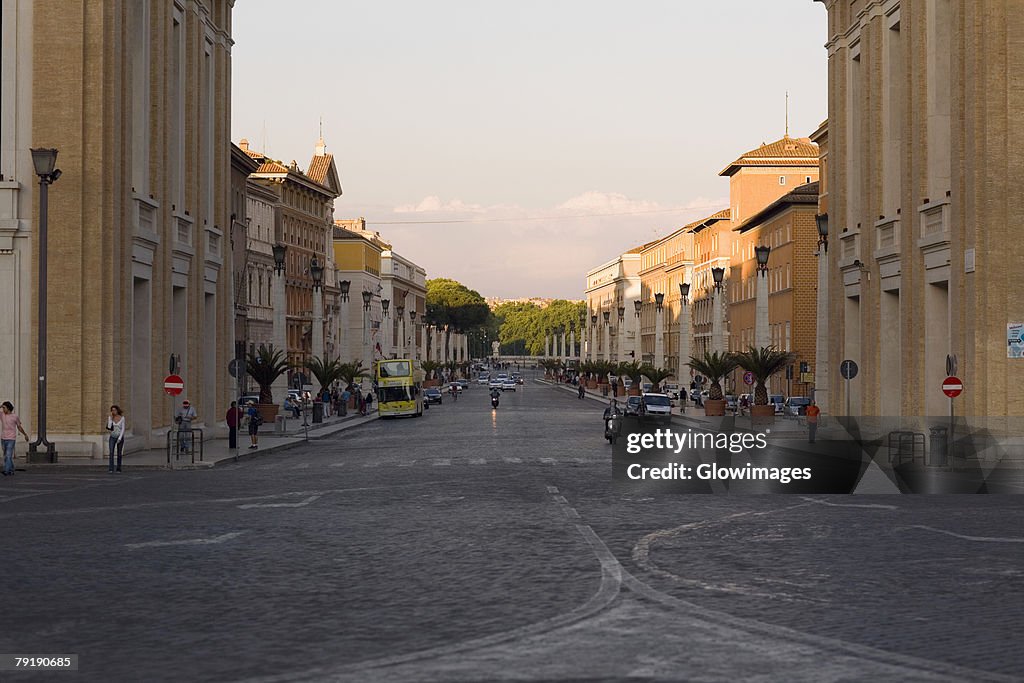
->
[779,176,786,186]
[805,176,812,184]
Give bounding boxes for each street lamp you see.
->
[396,305,404,319]
[755,245,771,274]
[309,256,323,289]
[654,292,665,312]
[602,311,610,324]
[339,279,350,302]
[617,305,625,322]
[381,299,390,316]
[272,243,286,274]
[634,300,642,317]
[816,213,829,252]
[309,257,324,366]
[712,266,725,291]
[679,281,690,304]
[361,290,372,311]
[27,147,61,463]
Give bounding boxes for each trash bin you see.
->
[601,384,609,397]
[313,402,324,424]
[928,427,948,466]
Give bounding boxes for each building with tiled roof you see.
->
[243,138,342,376]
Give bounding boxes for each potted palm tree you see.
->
[616,360,644,396]
[640,365,675,393]
[338,360,370,408]
[688,351,739,416]
[419,360,442,387]
[305,356,343,423]
[246,343,290,423]
[734,346,796,425]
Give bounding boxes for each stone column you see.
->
[560,330,567,363]
[814,246,829,413]
[755,271,770,349]
[678,301,690,383]
[603,321,611,362]
[272,268,289,407]
[312,287,324,361]
[654,306,665,368]
[712,289,726,355]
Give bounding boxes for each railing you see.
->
[888,430,924,466]
[166,428,205,465]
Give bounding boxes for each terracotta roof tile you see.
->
[255,160,289,174]
[719,135,819,176]
[306,154,333,184]
[686,208,732,233]
[732,181,820,233]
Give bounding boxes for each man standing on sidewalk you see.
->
[806,400,821,443]
[225,401,243,450]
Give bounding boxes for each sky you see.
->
[232,1,828,300]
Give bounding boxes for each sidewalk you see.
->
[17,410,379,472]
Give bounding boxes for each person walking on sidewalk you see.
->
[106,405,126,472]
[1,401,29,476]
[364,390,374,414]
[174,399,197,453]
[340,387,350,417]
[246,400,262,449]
[578,383,586,399]
[226,401,243,450]
[806,400,821,444]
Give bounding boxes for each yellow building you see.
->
[729,182,820,396]
[334,219,388,370]
[816,0,1024,418]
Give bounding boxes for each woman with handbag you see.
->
[246,400,262,449]
[107,405,126,472]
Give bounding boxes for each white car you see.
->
[477,374,490,385]
[489,377,504,389]
[502,378,516,391]
[640,393,673,421]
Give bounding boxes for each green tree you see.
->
[305,356,343,393]
[733,346,797,405]
[419,360,442,381]
[246,344,290,404]
[640,365,675,393]
[426,278,492,360]
[337,360,369,389]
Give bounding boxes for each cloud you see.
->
[339,192,727,300]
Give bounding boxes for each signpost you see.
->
[840,359,858,416]
[163,374,184,396]
[942,375,963,459]
[742,371,755,386]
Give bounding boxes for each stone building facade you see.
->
[380,250,427,360]
[584,250,643,362]
[729,182,820,396]
[2,0,237,454]
[815,0,1024,418]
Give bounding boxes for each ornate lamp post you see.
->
[361,289,372,375]
[26,148,61,462]
[617,305,625,363]
[409,309,420,360]
[711,266,726,354]
[310,256,324,362]
[380,298,390,359]
[815,213,829,411]
[395,305,405,358]
[590,314,598,362]
[755,245,771,349]
[602,311,611,362]
[678,282,691,392]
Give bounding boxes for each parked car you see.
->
[770,394,786,414]
[238,394,261,407]
[424,388,443,405]
[725,395,738,412]
[622,378,633,391]
[784,396,811,416]
[624,395,643,416]
[662,383,681,399]
[640,393,673,422]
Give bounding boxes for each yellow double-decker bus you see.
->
[374,359,424,418]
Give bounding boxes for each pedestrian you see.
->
[225,401,243,450]
[578,383,586,399]
[365,390,374,414]
[106,405,126,472]
[1,401,30,476]
[806,399,821,443]
[679,388,687,413]
[340,387,350,416]
[322,389,331,418]
[246,400,262,448]
[174,399,197,453]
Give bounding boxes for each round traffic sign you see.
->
[228,358,246,379]
[742,371,755,386]
[840,359,859,380]
[942,376,963,398]
[164,374,184,396]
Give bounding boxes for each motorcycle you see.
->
[605,413,622,444]
[491,395,500,409]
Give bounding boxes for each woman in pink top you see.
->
[1,401,30,476]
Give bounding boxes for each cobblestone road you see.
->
[1,374,1021,682]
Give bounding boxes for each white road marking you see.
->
[293,463,310,470]
[895,525,1024,543]
[553,495,568,504]
[469,458,486,465]
[546,486,559,494]
[329,462,346,467]
[504,457,523,464]
[539,458,555,465]
[563,507,581,519]
[802,496,898,510]
[362,462,380,468]
[238,495,323,509]
[125,531,247,549]
[432,459,451,466]
[397,461,416,467]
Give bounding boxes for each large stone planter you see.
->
[423,379,440,388]
[587,380,598,389]
[704,399,726,416]
[257,403,279,423]
[750,404,776,427]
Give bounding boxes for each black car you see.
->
[424,388,443,405]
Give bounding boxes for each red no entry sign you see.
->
[942,376,963,398]
[164,374,184,396]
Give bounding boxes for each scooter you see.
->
[605,413,622,444]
